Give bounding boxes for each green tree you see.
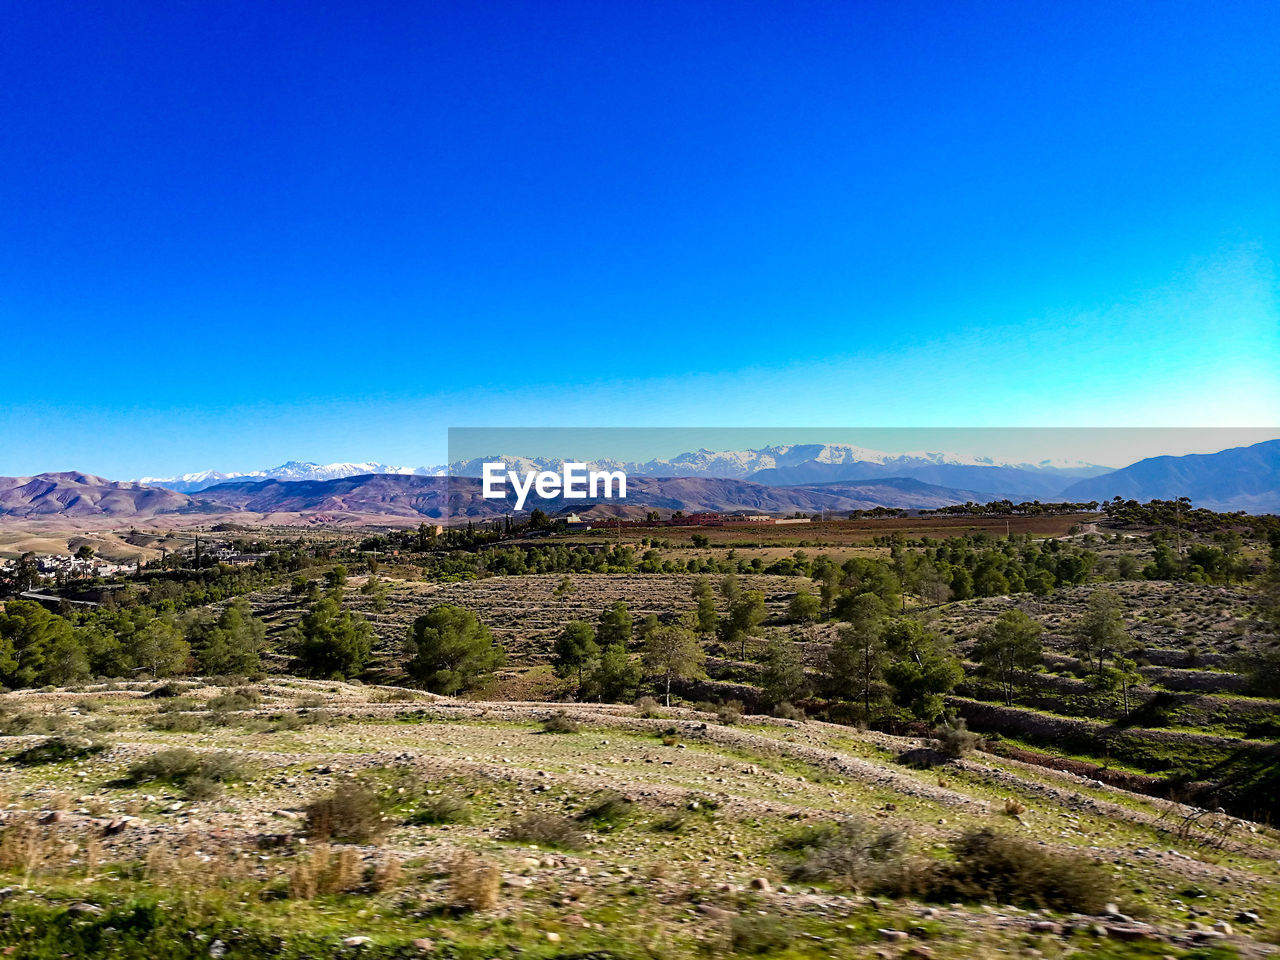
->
[0,600,74,687]
[643,622,704,706]
[293,592,373,680]
[553,621,599,688]
[360,576,389,613]
[586,643,641,703]
[720,590,766,660]
[133,616,191,678]
[597,601,633,649]
[973,609,1044,705]
[691,578,718,636]
[1074,589,1130,673]
[760,637,808,705]
[882,620,963,723]
[325,565,348,589]
[787,587,820,624]
[720,572,741,605]
[404,604,504,694]
[191,598,266,675]
[825,594,889,721]
[1112,655,1144,715]
[913,561,951,607]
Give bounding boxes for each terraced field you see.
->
[0,679,1277,958]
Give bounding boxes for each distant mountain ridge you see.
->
[6,438,1280,521]
[1061,439,1280,512]
[0,472,991,523]
[140,445,1111,498]
[138,460,442,493]
[0,472,203,519]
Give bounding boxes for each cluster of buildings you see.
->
[25,555,135,579]
[565,511,813,529]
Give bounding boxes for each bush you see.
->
[772,701,806,721]
[147,712,208,733]
[716,702,743,725]
[941,828,1112,914]
[288,843,364,899]
[11,736,105,766]
[0,708,67,736]
[727,914,792,955]
[505,814,585,849]
[126,748,251,799]
[651,812,689,834]
[182,774,222,801]
[778,820,910,892]
[305,781,390,843]
[207,687,261,712]
[408,792,470,825]
[541,710,580,734]
[579,790,632,828]
[145,682,189,699]
[934,719,982,758]
[633,696,662,718]
[448,851,499,911]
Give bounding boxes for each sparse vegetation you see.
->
[304,780,390,843]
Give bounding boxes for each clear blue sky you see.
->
[1,0,1277,477]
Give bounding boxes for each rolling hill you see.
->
[0,472,213,519]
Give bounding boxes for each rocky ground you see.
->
[0,678,1277,958]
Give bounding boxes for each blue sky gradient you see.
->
[1,1,1277,476]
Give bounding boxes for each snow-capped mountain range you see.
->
[137,460,444,493]
[136,445,1112,499]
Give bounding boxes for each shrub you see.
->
[207,687,261,712]
[941,828,1113,914]
[772,701,806,721]
[633,696,662,718]
[778,820,910,893]
[448,851,499,911]
[0,709,68,737]
[727,913,791,955]
[371,855,403,892]
[145,682,188,699]
[126,749,251,799]
[288,843,364,898]
[157,697,201,713]
[934,719,982,758]
[11,736,105,766]
[305,781,390,843]
[505,814,585,849]
[579,790,632,828]
[408,791,470,825]
[182,774,222,801]
[147,712,208,733]
[541,710,580,734]
[126,748,198,782]
[651,811,689,834]
[716,703,743,725]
